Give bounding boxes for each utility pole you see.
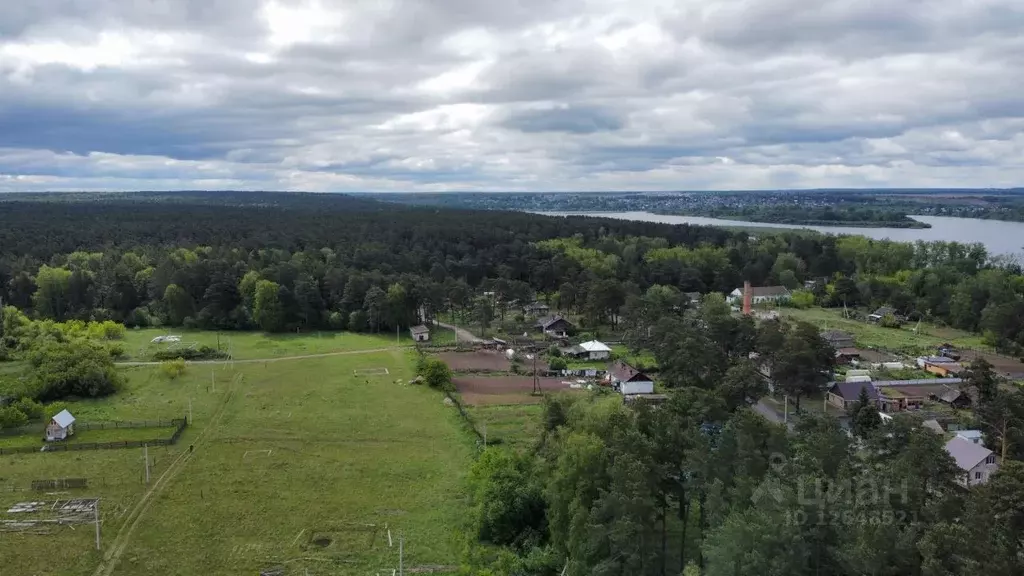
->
[483,423,487,447]
[532,348,539,395]
[188,398,193,425]
[398,536,404,576]
[143,444,150,483]
[94,499,101,550]
[784,395,789,424]
[211,371,216,393]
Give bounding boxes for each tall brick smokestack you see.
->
[743,281,752,315]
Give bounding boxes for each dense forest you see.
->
[2,192,1024,575]
[1,192,1022,352]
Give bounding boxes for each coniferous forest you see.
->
[1,192,1023,575]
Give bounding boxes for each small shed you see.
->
[868,306,898,323]
[409,325,430,342]
[46,410,76,442]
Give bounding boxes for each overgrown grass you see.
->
[120,327,455,361]
[1,334,474,576]
[610,345,658,370]
[779,307,987,354]
[466,404,544,453]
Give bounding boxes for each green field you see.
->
[466,404,544,453]
[120,326,455,361]
[779,307,987,353]
[1,336,474,576]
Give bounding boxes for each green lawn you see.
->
[779,307,987,354]
[1,334,475,576]
[120,326,455,361]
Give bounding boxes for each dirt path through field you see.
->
[92,378,239,576]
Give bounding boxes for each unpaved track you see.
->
[93,380,238,576]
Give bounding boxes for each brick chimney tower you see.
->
[742,281,752,315]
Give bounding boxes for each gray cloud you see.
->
[501,105,624,134]
[0,0,1023,192]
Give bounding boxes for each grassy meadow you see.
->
[119,326,455,361]
[466,404,544,453]
[779,307,987,353]
[0,335,475,576]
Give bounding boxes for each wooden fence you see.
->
[0,418,187,456]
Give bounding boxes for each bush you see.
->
[880,313,903,329]
[788,290,815,309]
[160,358,187,379]
[417,357,453,391]
[328,311,347,330]
[27,340,126,401]
[152,345,229,362]
[0,406,29,429]
[549,357,567,371]
[12,397,43,420]
[547,346,561,358]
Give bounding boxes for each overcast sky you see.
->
[1,0,1022,192]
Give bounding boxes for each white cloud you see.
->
[0,0,1022,191]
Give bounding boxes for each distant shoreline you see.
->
[654,212,933,229]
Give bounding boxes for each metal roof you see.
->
[945,436,993,471]
[873,378,963,387]
[578,340,612,353]
[51,409,75,429]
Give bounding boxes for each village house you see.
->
[561,340,612,361]
[534,315,574,338]
[821,330,856,350]
[45,409,76,442]
[727,285,791,305]
[945,436,999,487]
[871,378,963,412]
[608,360,655,396]
[826,381,878,411]
[409,325,430,342]
[522,302,550,316]
[684,292,702,306]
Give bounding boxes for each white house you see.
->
[608,361,655,396]
[409,325,430,342]
[563,340,612,361]
[955,430,985,446]
[45,410,76,442]
[945,436,999,487]
[728,286,792,305]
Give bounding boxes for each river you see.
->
[538,212,1024,259]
